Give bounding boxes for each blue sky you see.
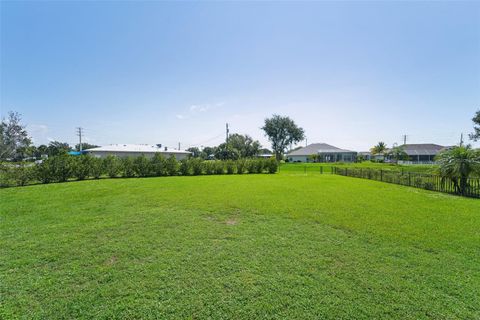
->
[1,1,479,151]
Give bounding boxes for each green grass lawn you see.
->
[279,162,438,174]
[1,173,479,319]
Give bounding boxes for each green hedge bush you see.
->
[0,155,278,188]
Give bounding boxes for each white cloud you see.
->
[176,101,225,120]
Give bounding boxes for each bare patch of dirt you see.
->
[105,256,117,266]
[225,218,238,225]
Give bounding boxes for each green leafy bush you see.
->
[0,164,34,187]
[265,157,278,174]
[166,156,179,176]
[204,161,215,175]
[133,155,151,177]
[103,155,121,178]
[226,160,235,174]
[214,161,225,174]
[191,158,204,175]
[47,154,75,182]
[179,159,192,176]
[121,157,136,178]
[151,153,167,176]
[73,155,94,180]
[236,159,246,174]
[90,157,103,179]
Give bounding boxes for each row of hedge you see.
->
[0,154,278,187]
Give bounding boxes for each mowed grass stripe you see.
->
[1,174,479,319]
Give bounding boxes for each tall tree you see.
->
[47,141,71,156]
[261,115,305,160]
[469,109,480,141]
[370,142,387,155]
[186,147,201,158]
[200,146,217,160]
[227,133,261,158]
[214,143,240,160]
[0,111,32,160]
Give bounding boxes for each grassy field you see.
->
[1,172,479,319]
[279,162,438,174]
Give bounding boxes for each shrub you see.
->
[90,157,103,179]
[226,160,235,174]
[423,182,435,190]
[35,160,52,184]
[246,159,256,174]
[73,155,93,180]
[191,158,204,176]
[214,161,225,174]
[121,157,136,178]
[265,157,278,174]
[47,154,75,182]
[0,164,13,187]
[166,156,179,176]
[103,155,121,178]
[236,159,246,174]
[151,153,167,176]
[204,161,215,175]
[179,159,192,176]
[133,155,151,177]
[0,164,34,187]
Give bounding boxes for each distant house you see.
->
[396,144,448,164]
[256,148,274,158]
[286,143,357,163]
[358,151,372,161]
[85,144,191,160]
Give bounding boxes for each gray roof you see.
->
[287,143,355,156]
[399,144,446,156]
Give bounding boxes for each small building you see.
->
[358,151,372,161]
[286,143,357,163]
[85,144,191,160]
[397,144,448,164]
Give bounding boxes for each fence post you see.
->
[408,172,411,186]
[320,166,323,174]
[380,169,383,181]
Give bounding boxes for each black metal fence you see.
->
[332,167,480,198]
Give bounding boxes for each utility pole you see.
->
[460,133,464,146]
[305,138,308,147]
[226,123,229,143]
[402,134,407,145]
[76,127,83,152]
[178,142,181,150]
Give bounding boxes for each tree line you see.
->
[0,154,278,187]
[1,112,308,162]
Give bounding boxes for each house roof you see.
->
[287,143,355,156]
[85,144,191,154]
[399,144,447,156]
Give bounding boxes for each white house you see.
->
[85,144,191,160]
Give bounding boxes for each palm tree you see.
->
[387,146,408,164]
[436,146,480,195]
[370,142,387,155]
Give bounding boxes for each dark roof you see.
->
[287,143,355,156]
[400,144,446,156]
